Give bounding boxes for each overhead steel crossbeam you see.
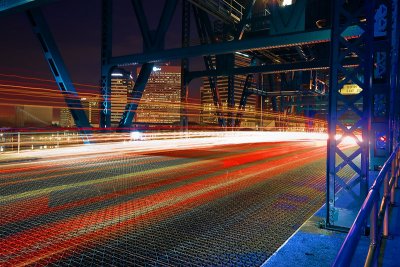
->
[187,57,360,80]
[326,0,374,231]
[193,6,225,127]
[0,0,57,15]
[26,8,91,143]
[110,26,363,65]
[118,0,178,130]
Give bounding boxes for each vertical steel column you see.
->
[389,0,399,151]
[193,6,225,127]
[370,0,393,170]
[326,0,374,229]
[227,77,235,127]
[235,74,253,127]
[180,0,190,130]
[235,57,257,127]
[233,0,256,127]
[268,75,278,112]
[100,0,113,129]
[26,9,91,144]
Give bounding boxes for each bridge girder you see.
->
[110,26,363,66]
[0,0,58,15]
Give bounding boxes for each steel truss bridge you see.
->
[1,0,400,266]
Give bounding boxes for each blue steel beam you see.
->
[188,59,329,80]
[99,0,113,129]
[268,74,278,112]
[0,0,57,15]
[118,0,178,129]
[193,5,225,127]
[233,0,256,128]
[180,0,190,130]
[227,71,235,127]
[235,0,256,40]
[235,74,253,127]
[110,26,363,65]
[234,56,258,127]
[326,0,374,230]
[187,57,358,80]
[368,0,397,170]
[26,8,91,143]
[153,0,178,49]
[130,0,152,50]
[118,63,154,129]
[389,0,400,151]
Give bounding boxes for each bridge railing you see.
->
[333,145,400,266]
[0,131,83,153]
[0,128,328,154]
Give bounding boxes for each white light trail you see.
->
[282,0,293,6]
[3,131,331,161]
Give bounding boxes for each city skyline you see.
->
[0,0,203,126]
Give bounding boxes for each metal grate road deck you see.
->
[0,141,352,266]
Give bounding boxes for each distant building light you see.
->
[81,97,87,101]
[281,0,293,6]
[235,51,250,58]
[111,73,124,77]
[153,67,162,71]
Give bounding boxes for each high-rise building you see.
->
[81,98,100,127]
[201,53,257,127]
[135,65,181,124]
[60,98,100,128]
[111,68,134,127]
[59,108,73,127]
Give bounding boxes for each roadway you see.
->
[0,136,350,266]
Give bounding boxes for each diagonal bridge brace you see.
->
[26,8,91,143]
[118,0,179,130]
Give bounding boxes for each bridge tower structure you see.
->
[1,0,399,231]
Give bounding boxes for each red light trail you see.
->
[0,139,349,266]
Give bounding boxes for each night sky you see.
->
[0,0,202,118]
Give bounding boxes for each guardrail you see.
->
[0,131,83,153]
[0,128,328,154]
[333,145,400,266]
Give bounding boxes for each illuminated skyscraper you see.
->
[135,65,181,124]
[59,108,73,127]
[60,98,100,128]
[111,68,134,127]
[201,53,257,127]
[81,98,100,127]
